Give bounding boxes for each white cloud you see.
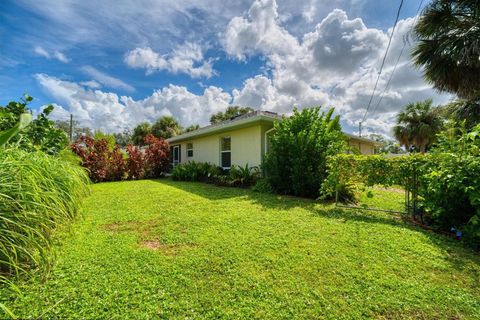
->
[124,43,215,78]
[35,73,230,132]
[79,80,102,89]
[222,0,299,60]
[222,0,450,136]
[81,65,135,92]
[34,46,70,63]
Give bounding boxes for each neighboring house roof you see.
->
[167,110,378,145]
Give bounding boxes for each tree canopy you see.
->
[151,116,183,139]
[393,100,443,153]
[412,0,480,100]
[132,122,152,146]
[210,106,253,124]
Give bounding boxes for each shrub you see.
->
[228,164,260,187]
[0,96,68,155]
[126,144,145,180]
[172,161,221,182]
[252,179,274,194]
[71,136,113,182]
[144,134,170,178]
[0,147,89,280]
[108,145,126,181]
[264,107,347,198]
[171,162,259,187]
[324,123,480,248]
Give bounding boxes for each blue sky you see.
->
[0,0,449,135]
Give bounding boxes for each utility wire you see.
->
[369,0,425,119]
[361,0,405,123]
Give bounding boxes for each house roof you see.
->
[167,110,282,143]
[167,110,378,145]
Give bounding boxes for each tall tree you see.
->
[184,124,200,133]
[210,106,253,124]
[55,120,93,141]
[132,122,152,146]
[113,129,132,147]
[393,100,443,153]
[151,116,182,139]
[368,134,405,154]
[412,0,480,99]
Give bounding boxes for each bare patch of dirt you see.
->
[139,240,197,256]
[104,219,196,256]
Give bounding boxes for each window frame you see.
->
[172,145,180,166]
[220,136,231,169]
[186,142,193,158]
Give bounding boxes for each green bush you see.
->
[171,162,221,183]
[324,124,480,248]
[0,148,90,280]
[252,179,274,194]
[264,107,347,198]
[0,96,68,155]
[171,162,259,187]
[227,164,260,187]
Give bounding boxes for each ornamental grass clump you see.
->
[0,148,90,281]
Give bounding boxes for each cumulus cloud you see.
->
[222,0,450,136]
[81,65,135,92]
[124,42,216,78]
[35,73,230,132]
[34,46,70,63]
[222,0,298,60]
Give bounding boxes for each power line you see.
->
[369,0,425,119]
[361,0,405,124]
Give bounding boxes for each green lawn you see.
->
[1,180,479,319]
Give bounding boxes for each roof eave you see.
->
[167,115,278,143]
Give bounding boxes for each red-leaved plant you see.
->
[126,144,145,180]
[109,145,126,181]
[71,136,125,182]
[144,134,170,178]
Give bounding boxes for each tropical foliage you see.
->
[325,123,480,248]
[393,99,443,153]
[126,144,145,180]
[143,134,171,178]
[151,116,183,139]
[71,134,170,182]
[210,106,253,124]
[184,124,200,132]
[172,162,221,183]
[171,162,259,187]
[412,0,480,100]
[0,96,68,155]
[0,147,89,282]
[113,129,132,147]
[131,122,152,146]
[263,107,346,198]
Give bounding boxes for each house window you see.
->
[220,136,231,169]
[187,143,193,157]
[172,145,180,166]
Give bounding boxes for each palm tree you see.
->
[412,0,480,100]
[393,100,443,153]
[151,116,183,139]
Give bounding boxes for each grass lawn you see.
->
[1,179,479,319]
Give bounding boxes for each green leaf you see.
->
[0,113,32,147]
